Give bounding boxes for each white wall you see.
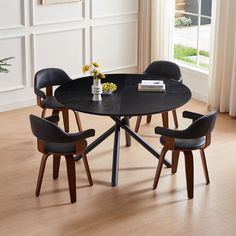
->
[179,63,208,103]
[0,0,139,111]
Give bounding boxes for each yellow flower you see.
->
[92,62,99,67]
[98,73,106,79]
[93,69,99,75]
[82,64,90,73]
[82,61,105,80]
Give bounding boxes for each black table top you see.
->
[55,73,191,116]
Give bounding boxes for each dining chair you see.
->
[34,68,83,132]
[30,114,95,203]
[153,110,217,199]
[135,61,182,132]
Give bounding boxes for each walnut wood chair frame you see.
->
[153,110,217,199]
[34,68,82,132]
[135,61,182,132]
[30,114,95,203]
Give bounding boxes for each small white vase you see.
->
[91,79,102,101]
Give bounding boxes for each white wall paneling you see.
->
[0,35,26,92]
[42,0,81,4]
[0,0,25,30]
[91,0,138,19]
[181,66,208,102]
[32,0,84,25]
[0,0,139,111]
[91,21,138,72]
[33,28,85,78]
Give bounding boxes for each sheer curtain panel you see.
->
[150,0,175,61]
[208,0,236,116]
[138,0,151,72]
[138,0,175,72]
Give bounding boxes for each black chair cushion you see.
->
[44,142,76,154]
[160,136,205,150]
[41,96,66,109]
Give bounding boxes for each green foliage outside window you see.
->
[174,44,209,68]
[175,17,192,27]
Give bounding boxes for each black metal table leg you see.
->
[75,124,116,161]
[111,116,171,168]
[77,115,171,187]
[123,116,131,147]
[111,124,121,187]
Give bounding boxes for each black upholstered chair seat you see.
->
[160,136,205,150]
[44,142,76,154]
[41,96,66,109]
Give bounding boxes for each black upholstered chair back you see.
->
[30,115,71,143]
[144,61,182,82]
[34,68,71,91]
[184,111,217,139]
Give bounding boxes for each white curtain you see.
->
[208,0,236,116]
[138,0,151,72]
[150,0,175,61]
[138,0,175,72]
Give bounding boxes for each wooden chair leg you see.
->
[53,155,61,179]
[172,109,178,128]
[135,116,142,132]
[73,111,83,132]
[184,151,194,199]
[171,151,180,174]
[153,148,168,189]
[52,109,59,116]
[41,108,47,118]
[82,154,93,186]
[200,149,210,184]
[146,115,152,123]
[35,154,49,196]
[62,110,69,132]
[65,155,76,203]
[162,112,169,128]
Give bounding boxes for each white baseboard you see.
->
[191,90,208,103]
[0,98,36,112]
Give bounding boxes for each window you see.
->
[173,0,212,70]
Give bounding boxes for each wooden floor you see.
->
[1,99,236,236]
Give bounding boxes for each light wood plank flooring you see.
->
[1,99,236,236]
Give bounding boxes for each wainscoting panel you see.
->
[33,28,85,78]
[91,0,138,19]
[32,0,84,25]
[0,0,25,29]
[0,0,139,111]
[0,36,26,92]
[91,21,138,72]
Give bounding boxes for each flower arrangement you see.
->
[82,62,105,80]
[102,82,117,93]
[0,57,14,74]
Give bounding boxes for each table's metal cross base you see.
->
[75,116,171,187]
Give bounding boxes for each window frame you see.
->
[173,0,212,72]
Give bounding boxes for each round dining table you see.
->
[55,73,191,186]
